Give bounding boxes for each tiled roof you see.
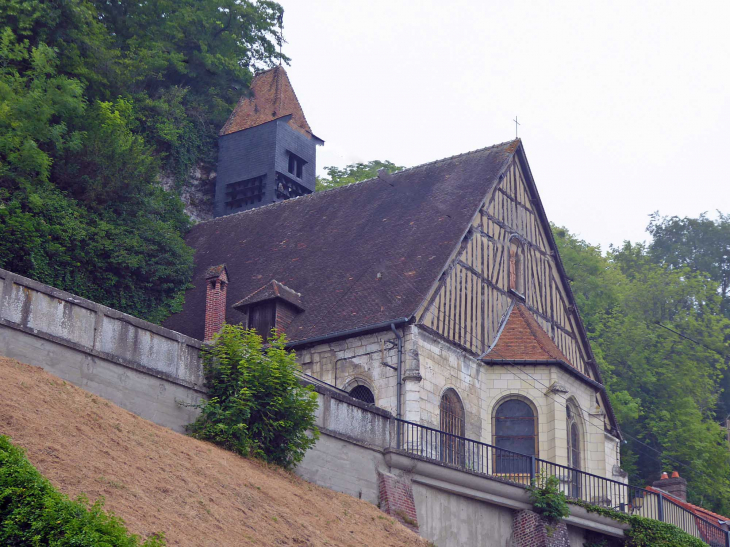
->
[220,66,314,137]
[646,486,730,525]
[163,141,519,342]
[234,280,304,311]
[487,303,572,364]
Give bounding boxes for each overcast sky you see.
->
[278,0,729,250]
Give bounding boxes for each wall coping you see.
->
[0,268,202,348]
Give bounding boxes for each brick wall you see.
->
[377,471,419,533]
[512,510,569,547]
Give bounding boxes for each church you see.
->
[163,66,624,484]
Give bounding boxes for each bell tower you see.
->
[215,66,323,218]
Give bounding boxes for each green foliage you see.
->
[188,325,319,469]
[0,435,164,546]
[553,224,730,514]
[527,473,570,523]
[316,160,404,191]
[648,212,730,319]
[624,516,707,547]
[573,501,707,547]
[0,0,285,322]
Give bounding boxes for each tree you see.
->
[648,212,730,318]
[0,0,286,322]
[316,160,404,191]
[553,226,730,514]
[188,325,319,469]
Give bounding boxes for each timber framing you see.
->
[415,142,621,438]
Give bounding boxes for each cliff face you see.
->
[160,164,216,223]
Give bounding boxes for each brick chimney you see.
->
[204,265,228,342]
[653,471,688,501]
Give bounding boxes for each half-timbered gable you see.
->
[418,150,593,379]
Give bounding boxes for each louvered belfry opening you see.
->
[440,389,465,466]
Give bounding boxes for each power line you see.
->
[654,321,729,360]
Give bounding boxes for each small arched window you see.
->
[566,403,582,497]
[349,384,375,404]
[509,238,525,296]
[440,389,465,465]
[494,398,537,474]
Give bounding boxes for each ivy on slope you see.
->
[0,435,165,546]
[0,0,285,322]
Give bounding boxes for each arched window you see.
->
[440,389,465,465]
[494,398,537,474]
[509,238,525,296]
[566,403,582,497]
[349,384,375,404]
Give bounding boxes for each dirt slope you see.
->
[0,357,427,546]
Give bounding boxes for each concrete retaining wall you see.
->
[0,268,205,431]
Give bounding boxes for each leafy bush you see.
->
[0,435,164,546]
[527,473,570,523]
[623,517,707,547]
[573,500,710,547]
[188,325,319,469]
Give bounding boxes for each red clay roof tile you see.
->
[220,66,313,137]
[488,303,572,364]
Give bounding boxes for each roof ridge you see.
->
[195,139,521,227]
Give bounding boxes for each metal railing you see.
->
[392,418,730,546]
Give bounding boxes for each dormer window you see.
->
[509,238,525,297]
[233,280,304,342]
[288,152,306,179]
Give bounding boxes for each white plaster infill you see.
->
[384,449,628,538]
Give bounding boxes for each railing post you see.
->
[529,456,536,484]
[657,492,664,522]
[725,530,730,547]
[396,419,401,450]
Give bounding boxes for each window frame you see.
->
[491,396,538,475]
[508,235,526,299]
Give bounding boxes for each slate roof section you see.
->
[163,140,519,342]
[234,280,304,311]
[220,66,315,137]
[487,303,572,364]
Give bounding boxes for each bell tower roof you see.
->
[220,66,317,139]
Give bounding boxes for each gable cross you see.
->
[513,116,520,139]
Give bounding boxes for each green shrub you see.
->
[527,473,570,523]
[187,325,319,469]
[0,435,164,546]
[624,516,707,547]
[573,500,711,547]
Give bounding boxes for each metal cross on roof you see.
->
[513,116,520,139]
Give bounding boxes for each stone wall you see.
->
[0,268,205,431]
[296,324,621,483]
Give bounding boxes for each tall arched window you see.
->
[494,398,537,474]
[440,389,465,465]
[509,238,525,296]
[566,403,582,497]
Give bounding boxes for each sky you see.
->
[277,0,729,250]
